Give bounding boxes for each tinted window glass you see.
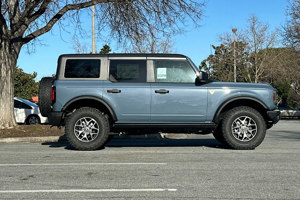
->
[14,100,21,108]
[14,100,32,109]
[109,60,146,82]
[20,102,32,109]
[153,60,195,83]
[65,59,100,78]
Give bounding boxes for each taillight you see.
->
[51,87,56,104]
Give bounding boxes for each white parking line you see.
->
[0,189,177,193]
[0,163,167,167]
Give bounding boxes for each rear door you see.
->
[103,58,151,123]
[149,59,207,123]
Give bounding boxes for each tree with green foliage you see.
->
[273,80,291,105]
[202,16,277,83]
[99,45,111,54]
[260,47,300,106]
[0,0,205,129]
[14,66,39,100]
[201,44,299,106]
[200,13,299,106]
[200,42,249,82]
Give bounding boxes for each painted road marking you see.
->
[0,163,167,167]
[0,189,177,193]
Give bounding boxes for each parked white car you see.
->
[14,97,48,124]
[279,105,300,119]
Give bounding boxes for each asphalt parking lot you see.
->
[0,120,299,199]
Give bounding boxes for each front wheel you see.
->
[65,107,110,150]
[221,106,266,150]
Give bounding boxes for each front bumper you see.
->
[267,110,280,124]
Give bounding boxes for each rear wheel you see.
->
[65,107,110,150]
[26,115,40,125]
[221,106,266,150]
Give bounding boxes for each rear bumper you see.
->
[267,110,280,124]
[48,112,63,126]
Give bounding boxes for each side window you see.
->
[14,100,31,109]
[109,60,146,82]
[20,102,32,109]
[14,100,21,108]
[153,60,196,83]
[65,59,100,78]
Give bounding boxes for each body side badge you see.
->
[209,90,215,95]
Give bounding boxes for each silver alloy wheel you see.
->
[74,117,100,142]
[231,116,257,142]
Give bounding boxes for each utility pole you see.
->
[92,5,96,54]
[232,28,237,82]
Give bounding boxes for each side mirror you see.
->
[196,71,208,84]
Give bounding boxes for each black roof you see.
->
[59,53,187,59]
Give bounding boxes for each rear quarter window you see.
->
[64,59,100,78]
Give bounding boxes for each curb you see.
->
[0,136,64,144]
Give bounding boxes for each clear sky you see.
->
[17,0,289,81]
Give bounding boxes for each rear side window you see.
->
[65,59,100,78]
[109,60,146,82]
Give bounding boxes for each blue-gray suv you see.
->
[39,54,280,150]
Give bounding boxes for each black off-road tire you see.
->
[212,125,225,144]
[38,77,54,117]
[221,106,266,150]
[65,107,110,151]
[26,115,40,125]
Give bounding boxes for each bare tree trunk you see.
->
[0,40,21,129]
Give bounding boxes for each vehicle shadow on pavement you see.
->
[41,136,227,150]
[106,138,223,148]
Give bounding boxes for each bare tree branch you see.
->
[22,0,117,44]
[283,0,300,50]
[8,0,21,29]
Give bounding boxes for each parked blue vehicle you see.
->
[39,54,280,150]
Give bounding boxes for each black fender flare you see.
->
[62,96,117,121]
[213,96,268,123]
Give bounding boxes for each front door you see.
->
[150,59,207,123]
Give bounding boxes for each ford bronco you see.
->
[39,54,280,150]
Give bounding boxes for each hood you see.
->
[206,81,274,90]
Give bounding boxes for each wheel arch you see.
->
[62,96,117,122]
[213,97,268,124]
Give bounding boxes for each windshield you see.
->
[16,98,38,107]
[187,57,200,72]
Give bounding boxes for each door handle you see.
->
[155,89,169,94]
[107,89,121,93]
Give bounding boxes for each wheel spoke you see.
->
[231,116,257,142]
[74,117,100,142]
